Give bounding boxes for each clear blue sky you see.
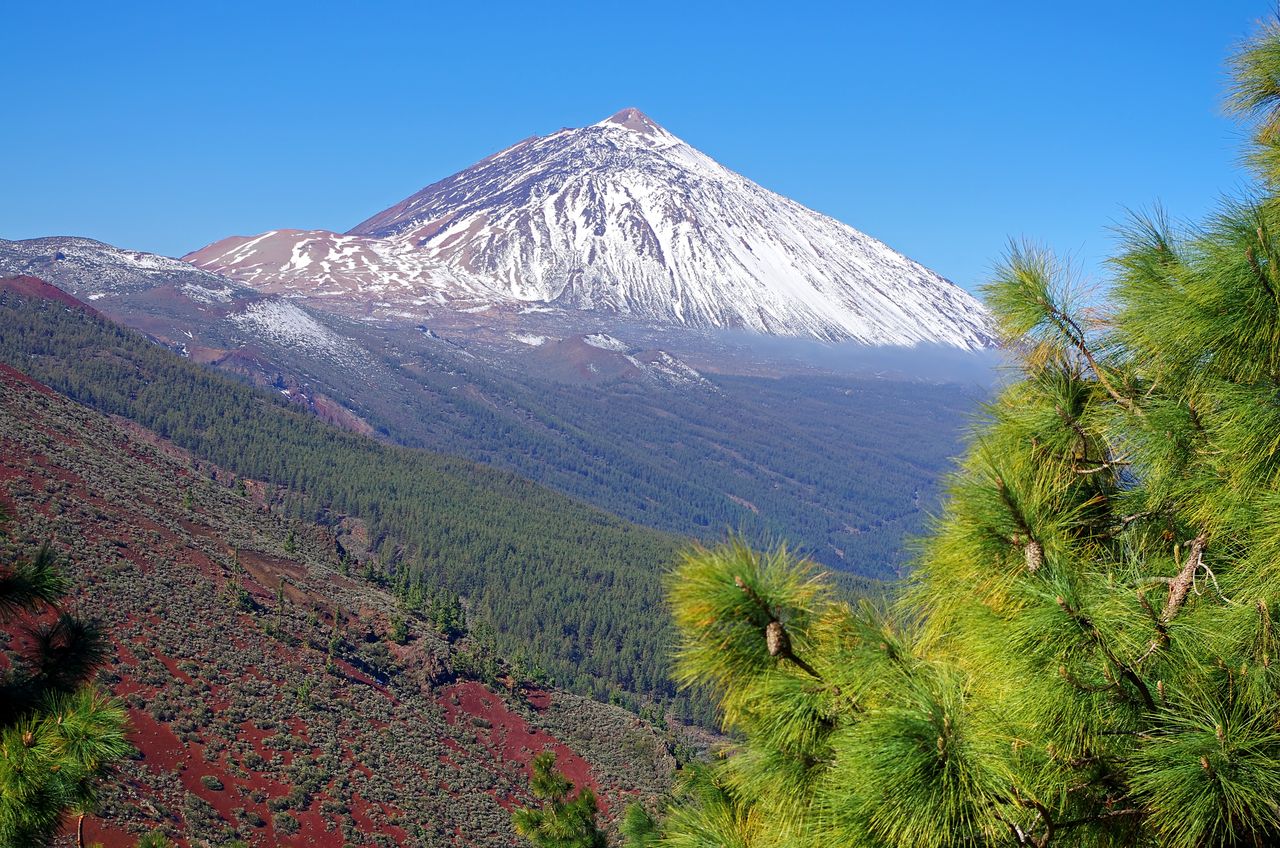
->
[1,1,1268,292]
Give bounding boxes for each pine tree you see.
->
[620,802,661,848]
[430,591,466,641]
[134,831,176,848]
[389,614,409,645]
[0,508,130,846]
[645,17,1280,848]
[512,751,607,848]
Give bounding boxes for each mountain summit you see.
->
[189,110,995,348]
[597,107,668,136]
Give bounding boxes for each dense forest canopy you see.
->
[0,298,710,719]
[638,16,1280,848]
[267,320,979,579]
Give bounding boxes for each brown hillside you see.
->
[0,365,677,847]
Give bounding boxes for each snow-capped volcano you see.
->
[189,108,994,349]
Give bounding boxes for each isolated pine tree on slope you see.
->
[512,751,608,848]
[645,17,1280,848]
[0,508,129,846]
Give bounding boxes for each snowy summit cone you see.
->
[191,109,995,349]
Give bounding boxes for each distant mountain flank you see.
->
[0,235,257,303]
[1,272,103,315]
[186,108,995,349]
[0,109,997,582]
[0,233,984,580]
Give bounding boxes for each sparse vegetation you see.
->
[0,367,680,845]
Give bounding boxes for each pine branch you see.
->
[28,613,109,694]
[1054,808,1143,831]
[1259,600,1273,668]
[1011,787,1054,848]
[1056,596,1156,711]
[1041,297,1142,416]
[994,476,1043,573]
[733,575,823,681]
[1058,665,1120,695]
[0,541,68,622]
[1161,532,1209,623]
[1246,243,1279,304]
[1073,456,1130,475]
[1134,585,1169,664]
[991,807,1034,847]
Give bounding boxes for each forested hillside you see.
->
[0,365,680,846]
[0,234,984,578]
[313,323,979,580]
[0,290,709,718]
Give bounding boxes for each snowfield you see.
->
[583,333,630,352]
[228,300,364,366]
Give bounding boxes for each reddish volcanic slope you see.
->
[0,365,675,847]
[1,273,101,316]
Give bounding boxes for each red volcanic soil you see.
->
[0,366,672,848]
[439,681,605,811]
[525,336,640,384]
[78,817,138,848]
[0,362,59,395]
[0,274,102,316]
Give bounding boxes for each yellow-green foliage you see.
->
[0,521,130,846]
[512,751,607,848]
[648,16,1280,848]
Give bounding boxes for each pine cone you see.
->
[1025,540,1043,572]
[766,620,790,658]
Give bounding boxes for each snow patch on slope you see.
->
[185,229,504,306]
[228,300,363,365]
[649,351,707,386]
[583,333,629,352]
[180,284,238,304]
